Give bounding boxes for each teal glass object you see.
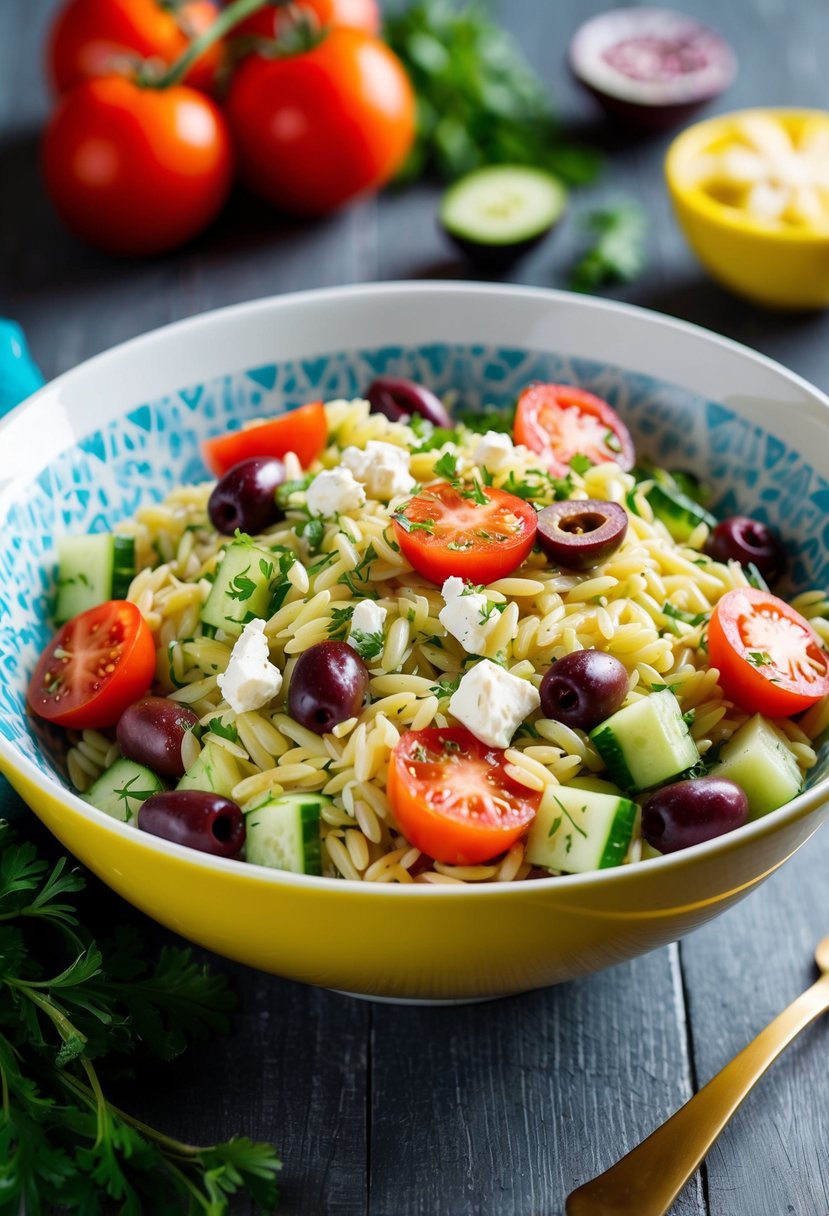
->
[0,319,44,418]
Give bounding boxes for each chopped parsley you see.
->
[350,630,386,661]
[206,718,239,744]
[569,453,593,476]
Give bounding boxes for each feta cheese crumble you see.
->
[217,619,283,714]
[449,659,540,749]
[349,599,387,660]
[306,466,366,517]
[473,430,514,472]
[439,576,507,656]
[341,440,416,500]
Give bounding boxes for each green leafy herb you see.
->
[384,0,601,185]
[206,717,239,744]
[267,549,299,615]
[0,822,281,1214]
[431,673,462,699]
[433,450,459,481]
[570,201,647,293]
[663,602,708,628]
[392,513,435,536]
[350,630,386,662]
[113,776,159,823]
[747,650,773,667]
[338,543,379,596]
[228,568,257,603]
[454,405,516,435]
[327,603,356,641]
[296,516,325,554]
[569,453,593,476]
[276,476,312,509]
[550,795,588,839]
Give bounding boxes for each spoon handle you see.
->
[566,971,829,1216]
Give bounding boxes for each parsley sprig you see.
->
[570,201,647,293]
[0,822,282,1214]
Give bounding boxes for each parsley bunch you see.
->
[0,822,282,1214]
[384,0,600,185]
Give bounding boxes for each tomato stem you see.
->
[149,0,278,88]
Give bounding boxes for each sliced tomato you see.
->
[708,588,829,717]
[514,383,635,477]
[28,601,156,730]
[202,402,327,476]
[392,481,537,586]
[388,727,541,865]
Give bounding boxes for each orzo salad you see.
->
[27,377,829,884]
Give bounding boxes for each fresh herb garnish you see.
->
[550,795,588,839]
[570,201,647,293]
[350,630,386,661]
[385,0,600,186]
[328,603,356,641]
[392,513,435,536]
[206,717,239,743]
[569,453,593,476]
[338,544,378,596]
[663,602,708,628]
[747,650,773,668]
[0,822,281,1213]
[431,673,462,699]
[228,568,257,603]
[433,450,459,481]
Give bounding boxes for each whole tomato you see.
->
[47,0,224,95]
[42,76,234,256]
[225,28,415,215]
[230,0,380,39]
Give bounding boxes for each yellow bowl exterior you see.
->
[5,754,828,1001]
[665,109,829,310]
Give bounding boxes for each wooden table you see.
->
[3,2,829,1212]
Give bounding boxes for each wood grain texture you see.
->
[3,1,829,1213]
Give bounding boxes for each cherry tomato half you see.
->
[28,601,156,731]
[388,727,541,865]
[47,0,224,96]
[201,402,328,477]
[514,384,635,477]
[708,588,829,717]
[225,28,415,215]
[392,481,538,586]
[42,76,234,256]
[231,0,380,40]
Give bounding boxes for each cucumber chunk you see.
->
[525,784,637,873]
[83,757,165,823]
[244,793,330,875]
[55,533,136,623]
[590,689,700,792]
[176,741,242,799]
[440,165,566,264]
[644,482,717,543]
[709,714,802,819]
[201,538,281,637]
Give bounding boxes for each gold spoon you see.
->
[566,933,829,1216]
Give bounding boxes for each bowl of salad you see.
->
[2,282,829,1002]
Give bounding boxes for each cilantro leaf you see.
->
[570,201,647,293]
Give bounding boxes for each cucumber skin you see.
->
[245,794,329,875]
[645,483,717,543]
[590,689,699,793]
[525,785,637,874]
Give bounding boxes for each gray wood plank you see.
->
[679,830,829,1216]
[369,949,704,1216]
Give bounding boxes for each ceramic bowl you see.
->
[666,108,829,309]
[2,282,829,1003]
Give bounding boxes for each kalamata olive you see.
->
[288,640,369,734]
[208,456,286,536]
[138,790,245,858]
[539,650,629,731]
[116,696,200,779]
[642,776,749,854]
[366,376,452,429]
[704,515,784,581]
[536,499,628,570]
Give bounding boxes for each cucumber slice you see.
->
[709,714,802,819]
[55,533,136,623]
[244,793,330,875]
[439,165,566,265]
[590,689,700,793]
[643,482,717,543]
[177,741,242,799]
[525,784,637,873]
[83,757,165,823]
[201,538,280,637]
